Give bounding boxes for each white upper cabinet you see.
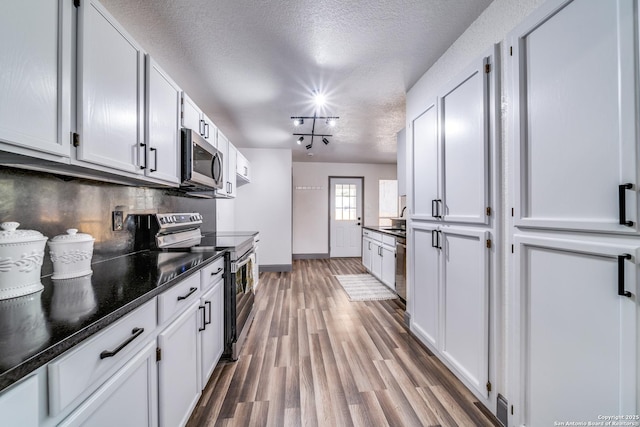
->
[397,128,406,197]
[215,131,237,198]
[181,93,203,136]
[181,93,216,146]
[0,0,72,159]
[226,142,237,197]
[510,0,639,234]
[439,58,489,224]
[411,53,493,225]
[411,103,439,220]
[236,150,251,184]
[76,0,145,174]
[146,56,181,185]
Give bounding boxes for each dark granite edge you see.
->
[0,250,227,393]
[362,225,406,239]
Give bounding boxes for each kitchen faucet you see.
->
[400,206,407,217]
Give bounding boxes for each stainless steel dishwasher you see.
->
[395,236,406,302]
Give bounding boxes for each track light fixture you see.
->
[291,114,339,149]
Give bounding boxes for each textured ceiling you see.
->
[99,0,493,163]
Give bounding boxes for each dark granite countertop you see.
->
[0,248,226,393]
[362,225,406,240]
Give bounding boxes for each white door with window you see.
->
[330,178,363,257]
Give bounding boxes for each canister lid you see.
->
[51,229,94,243]
[0,222,47,243]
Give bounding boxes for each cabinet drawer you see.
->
[382,234,396,247]
[363,230,382,241]
[157,273,200,324]
[48,298,156,416]
[201,257,225,291]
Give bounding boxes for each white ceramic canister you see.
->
[0,222,48,300]
[48,229,95,279]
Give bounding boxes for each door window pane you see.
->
[335,183,357,221]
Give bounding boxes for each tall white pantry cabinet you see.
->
[408,45,500,411]
[507,0,639,425]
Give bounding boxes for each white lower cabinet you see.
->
[0,375,39,427]
[410,224,489,399]
[59,342,158,427]
[199,280,224,388]
[362,236,373,271]
[511,233,637,426]
[362,230,396,290]
[157,300,202,427]
[380,245,396,290]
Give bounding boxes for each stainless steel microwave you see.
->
[181,128,223,191]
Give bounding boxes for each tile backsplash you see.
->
[0,167,216,275]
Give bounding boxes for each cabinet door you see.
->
[77,0,145,174]
[215,131,229,198]
[200,280,224,388]
[0,0,71,158]
[380,245,396,290]
[59,342,158,427]
[236,151,251,183]
[510,0,638,234]
[146,56,181,184]
[362,237,372,271]
[440,228,489,398]
[411,103,439,220]
[202,114,216,145]
[158,302,201,427]
[0,375,38,427]
[512,234,637,426]
[410,225,440,347]
[227,142,237,197]
[181,92,202,135]
[371,242,382,279]
[440,57,489,224]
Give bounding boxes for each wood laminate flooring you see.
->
[187,258,499,427]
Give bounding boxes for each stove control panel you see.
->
[156,213,203,229]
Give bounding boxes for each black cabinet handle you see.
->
[437,230,442,249]
[199,119,205,136]
[619,183,634,227]
[139,142,147,170]
[100,328,144,359]
[199,306,206,331]
[205,300,212,325]
[204,123,210,139]
[211,267,223,276]
[431,199,443,219]
[431,229,438,248]
[150,147,157,172]
[618,254,632,297]
[177,287,197,301]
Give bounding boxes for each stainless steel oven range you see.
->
[132,213,258,361]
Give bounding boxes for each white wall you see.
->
[292,162,396,255]
[235,148,292,269]
[405,0,546,409]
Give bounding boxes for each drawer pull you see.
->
[211,267,223,276]
[100,328,144,359]
[618,254,632,297]
[177,287,198,301]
